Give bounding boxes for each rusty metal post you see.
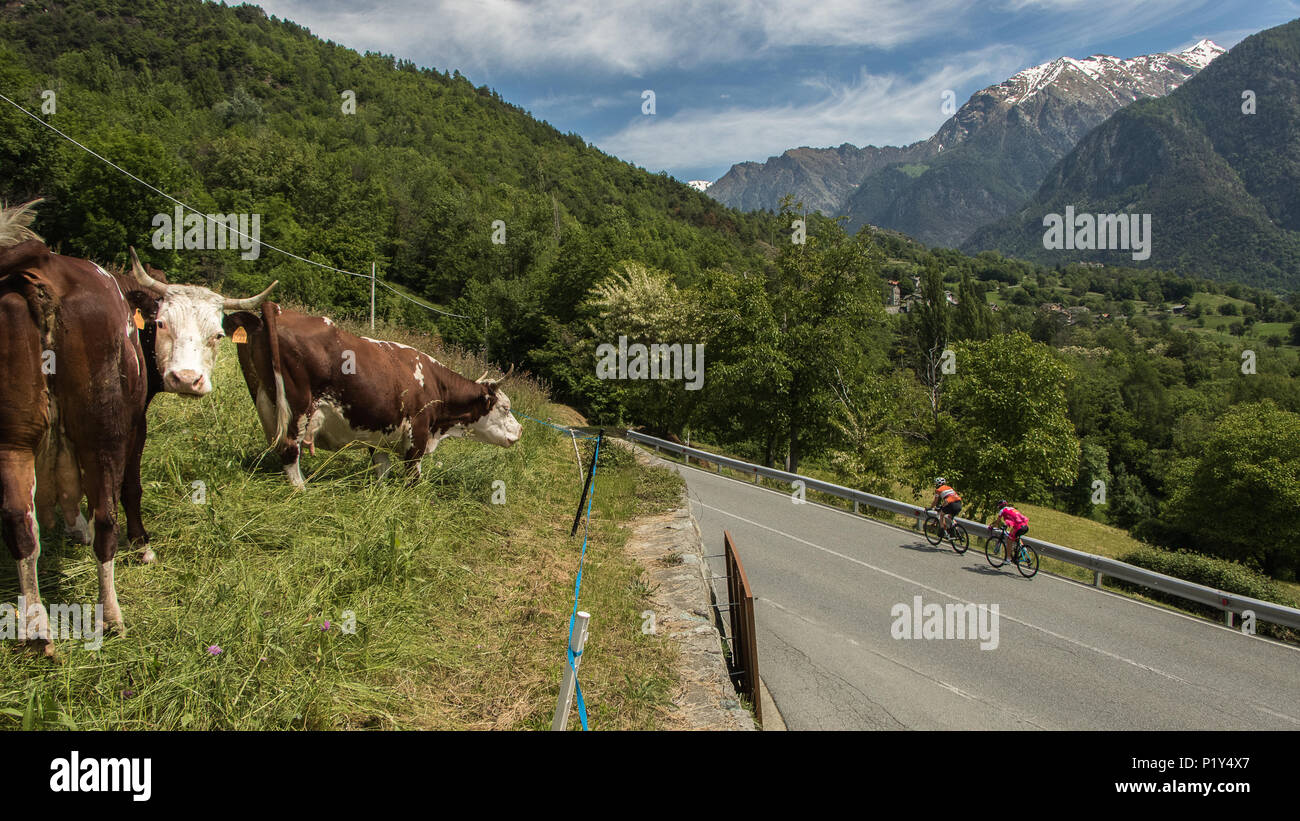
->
[723,530,760,725]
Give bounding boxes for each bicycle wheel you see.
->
[923,515,943,546]
[951,524,970,555]
[1016,543,1040,578]
[985,534,1006,568]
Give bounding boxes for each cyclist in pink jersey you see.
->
[991,500,1029,550]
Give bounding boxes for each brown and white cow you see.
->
[222,303,522,487]
[0,201,275,652]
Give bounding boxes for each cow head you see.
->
[129,247,276,396]
[461,370,523,447]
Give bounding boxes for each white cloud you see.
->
[257,0,979,76]
[596,47,1028,174]
[994,0,1216,52]
[525,91,630,116]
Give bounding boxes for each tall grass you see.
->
[0,316,682,730]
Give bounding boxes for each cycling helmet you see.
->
[996,499,1008,510]
[934,477,947,488]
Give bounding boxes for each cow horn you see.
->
[223,280,279,311]
[475,370,491,384]
[129,247,168,297]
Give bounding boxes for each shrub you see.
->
[1117,545,1297,640]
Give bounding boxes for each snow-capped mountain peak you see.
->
[1178,38,1227,69]
[994,40,1224,106]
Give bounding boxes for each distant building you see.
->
[1036,302,1090,325]
[893,289,957,314]
[884,280,902,310]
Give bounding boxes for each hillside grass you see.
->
[0,319,684,730]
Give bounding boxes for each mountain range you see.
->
[965,20,1300,289]
[707,40,1224,248]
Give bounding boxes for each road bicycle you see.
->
[923,507,970,554]
[984,526,1039,578]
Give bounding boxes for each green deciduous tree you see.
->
[1166,400,1300,577]
[688,267,787,463]
[936,332,1080,516]
[582,261,702,433]
[767,210,889,473]
[952,270,995,342]
[830,370,928,496]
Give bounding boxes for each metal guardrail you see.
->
[722,530,760,724]
[627,429,1300,633]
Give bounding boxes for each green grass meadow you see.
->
[0,317,684,730]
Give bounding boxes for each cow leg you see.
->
[34,449,58,536]
[0,451,53,657]
[403,421,430,486]
[82,464,125,637]
[402,448,423,485]
[68,510,92,546]
[369,448,392,482]
[281,442,305,489]
[254,387,279,445]
[278,403,309,488]
[121,413,155,562]
[59,492,91,546]
[53,444,91,546]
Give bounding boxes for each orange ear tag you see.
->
[133,309,145,330]
[232,327,248,344]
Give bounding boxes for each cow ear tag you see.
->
[232,327,248,344]
[133,309,145,330]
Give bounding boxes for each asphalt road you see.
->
[665,459,1300,730]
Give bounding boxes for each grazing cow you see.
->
[0,200,275,651]
[109,248,275,551]
[222,303,522,487]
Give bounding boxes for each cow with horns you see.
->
[0,199,275,652]
[221,303,522,487]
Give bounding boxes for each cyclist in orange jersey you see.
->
[931,477,962,536]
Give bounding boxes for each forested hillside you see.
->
[0,0,773,343]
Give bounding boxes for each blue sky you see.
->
[253,1,1300,183]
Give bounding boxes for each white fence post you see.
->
[552,611,590,731]
[369,261,376,331]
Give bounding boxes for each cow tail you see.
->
[0,270,53,439]
[0,199,44,249]
[262,301,291,447]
